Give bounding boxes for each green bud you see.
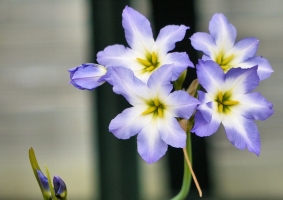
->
[29,147,67,200]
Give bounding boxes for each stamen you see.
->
[223,100,239,106]
[216,53,222,64]
[218,91,223,102]
[146,66,155,71]
[136,58,152,67]
[221,65,231,71]
[142,106,157,115]
[151,51,157,65]
[153,98,160,107]
[218,103,223,113]
[221,54,234,65]
[158,107,163,118]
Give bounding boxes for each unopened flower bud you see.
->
[53,176,67,199]
[36,170,51,199]
[68,63,107,90]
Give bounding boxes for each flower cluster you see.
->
[68,6,273,164]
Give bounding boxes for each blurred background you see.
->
[0,0,282,199]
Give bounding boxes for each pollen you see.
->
[137,51,159,72]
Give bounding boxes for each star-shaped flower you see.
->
[192,60,273,155]
[108,65,199,163]
[97,6,193,83]
[190,13,273,80]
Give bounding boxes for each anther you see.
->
[158,107,163,118]
[146,66,155,71]
[222,100,239,106]
[221,54,234,65]
[218,91,223,102]
[153,98,160,107]
[137,58,152,67]
[218,104,223,113]
[151,52,157,65]
[216,54,222,64]
[221,65,231,71]
[142,107,157,115]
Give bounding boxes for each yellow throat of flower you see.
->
[142,98,164,118]
[216,91,239,113]
[215,52,234,72]
[137,51,159,72]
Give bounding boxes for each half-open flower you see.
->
[190,13,273,80]
[97,6,193,83]
[109,65,199,163]
[192,60,273,155]
[68,63,107,90]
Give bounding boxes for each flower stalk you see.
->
[171,130,193,200]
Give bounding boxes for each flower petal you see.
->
[209,13,237,52]
[190,32,217,57]
[222,113,261,155]
[122,6,154,53]
[137,121,168,163]
[157,112,186,148]
[225,66,259,94]
[230,92,274,120]
[196,60,225,94]
[147,64,173,96]
[196,94,215,123]
[97,44,139,68]
[162,52,194,81]
[238,56,273,80]
[166,90,199,119]
[68,64,107,90]
[192,109,222,137]
[109,106,152,139]
[111,67,149,105]
[154,25,189,56]
[228,37,259,65]
[198,90,212,104]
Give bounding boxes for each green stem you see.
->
[171,132,192,200]
[45,165,58,200]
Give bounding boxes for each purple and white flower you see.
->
[190,13,273,80]
[192,60,273,155]
[97,6,193,83]
[109,65,199,163]
[68,63,107,90]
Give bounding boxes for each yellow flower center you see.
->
[215,52,234,72]
[215,91,239,113]
[137,51,159,72]
[142,98,164,118]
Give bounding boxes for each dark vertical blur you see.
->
[90,1,140,200]
[151,0,211,198]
